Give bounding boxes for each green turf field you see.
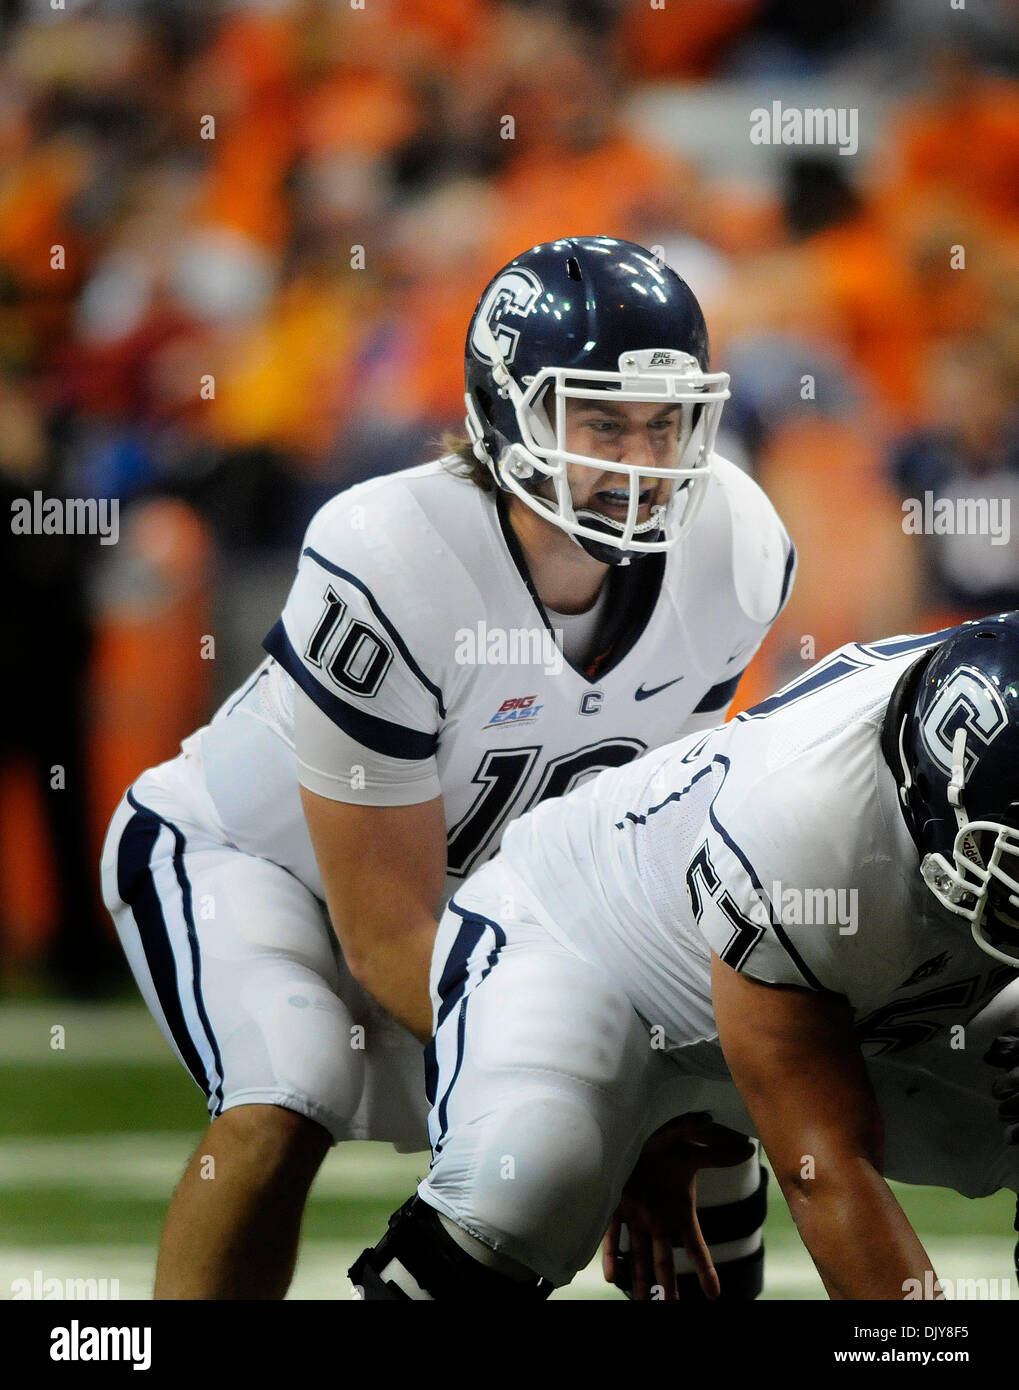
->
[2,1000,1015,1301]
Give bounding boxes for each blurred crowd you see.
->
[1,0,1018,984]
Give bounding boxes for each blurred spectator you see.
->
[724,0,885,77]
[619,0,763,80]
[890,337,1019,622]
[0,371,123,994]
[769,157,924,419]
[877,47,1019,242]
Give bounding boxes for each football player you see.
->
[353,612,1019,1300]
[100,236,795,1298]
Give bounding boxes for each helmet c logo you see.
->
[471,268,543,366]
[919,665,1008,773]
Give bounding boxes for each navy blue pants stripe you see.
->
[429,901,506,1155]
[424,904,485,1108]
[119,790,225,1111]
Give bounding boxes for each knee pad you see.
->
[349,1198,553,1301]
[217,974,365,1132]
[461,1094,615,1282]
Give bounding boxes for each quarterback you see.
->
[100,236,794,1298]
[354,614,1019,1300]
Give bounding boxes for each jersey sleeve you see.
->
[725,461,797,630]
[262,498,447,804]
[692,525,796,719]
[690,815,821,990]
[688,765,845,995]
[683,668,748,727]
[679,458,798,729]
[675,528,794,733]
[292,684,441,806]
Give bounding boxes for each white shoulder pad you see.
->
[301,464,487,663]
[264,464,487,758]
[711,455,794,625]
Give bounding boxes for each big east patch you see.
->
[485,695,543,728]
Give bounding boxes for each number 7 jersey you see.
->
[187,455,794,904]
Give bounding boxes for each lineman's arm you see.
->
[301,788,447,1044]
[711,951,939,1300]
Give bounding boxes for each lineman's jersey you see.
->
[185,455,794,904]
[491,629,1017,1073]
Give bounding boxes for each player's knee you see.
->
[231,980,366,1126]
[432,1094,613,1285]
[350,1197,553,1301]
[209,1104,331,1182]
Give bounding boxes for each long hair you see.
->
[439,432,495,492]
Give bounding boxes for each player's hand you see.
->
[985,1029,1019,1143]
[601,1112,756,1301]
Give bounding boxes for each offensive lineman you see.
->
[100,237,795,1299]
[354,613,1019,1299]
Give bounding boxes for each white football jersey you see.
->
[492,630,1017,1064]
[185,455,793,904]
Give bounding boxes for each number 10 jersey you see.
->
[183,455,794,905]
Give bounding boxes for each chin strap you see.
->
[920,726,988,910]
[919,727,967,902]
[896,712,914,809]
[946,726,970,829]
[895,708,970,827]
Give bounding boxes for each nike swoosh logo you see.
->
[634,676,685,701]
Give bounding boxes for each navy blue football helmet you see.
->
[890,612,1019,965]
[463,236,730,564]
